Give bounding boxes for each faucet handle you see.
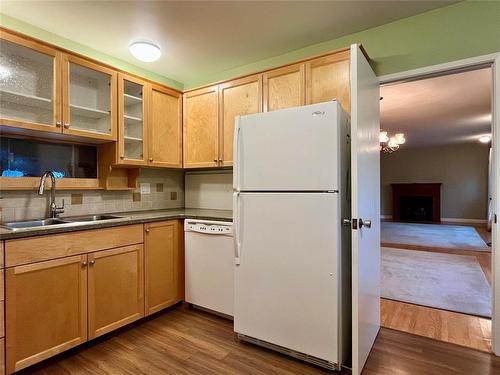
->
[55,199,65,214]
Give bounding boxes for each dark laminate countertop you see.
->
[0,208,233,240]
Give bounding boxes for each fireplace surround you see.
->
[391,183,442,223]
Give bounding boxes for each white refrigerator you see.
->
[233,101,351,370]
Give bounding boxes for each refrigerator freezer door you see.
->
[234,101,342,191]
[234,192,340,363]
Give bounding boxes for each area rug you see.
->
[381,222,489,251]
[381,247,491,317]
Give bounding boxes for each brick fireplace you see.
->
[391,183,442,223]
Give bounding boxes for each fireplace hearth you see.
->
[392,183,441,223]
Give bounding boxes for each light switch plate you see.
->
[140,183,150,194]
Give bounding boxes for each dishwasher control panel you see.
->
[185,220,233,236]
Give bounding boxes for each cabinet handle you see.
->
[145,227,150,233]
[149,158,153,162]
[219,159,223,163]
[63,123,70,129]
[89,260,95,266]
[213,159,218,163]
[120,155,125,159]
[82,261,87,267]
[56,121,62,127]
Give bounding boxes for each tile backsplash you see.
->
[0,169,184,222]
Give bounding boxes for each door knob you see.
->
[359,219,372,229]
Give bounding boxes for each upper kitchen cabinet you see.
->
[263,63,305,112]
[117,74,149,165]
[149,85,182,168]
[219,75,262,166]
[305,50,351,113]
[183,85,219,168]
[0,31,62,134]
[62,54,117,141]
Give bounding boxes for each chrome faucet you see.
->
[38,171,65,218]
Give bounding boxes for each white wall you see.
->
[185,171,233,210]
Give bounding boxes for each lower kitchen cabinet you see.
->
[5,255,88,374]
[88,244,144,339]
[144,221,183,315]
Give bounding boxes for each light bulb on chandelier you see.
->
[380,130,406,153]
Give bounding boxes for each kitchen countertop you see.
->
[0,208,233,240]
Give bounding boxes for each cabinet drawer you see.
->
[5,225,143,267]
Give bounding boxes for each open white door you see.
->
[350,44,381,374]
[492,54,500,356]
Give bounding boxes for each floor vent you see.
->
[237,334,339,371]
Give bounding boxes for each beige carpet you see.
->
[382,222,489,251]
[381,247,491,317]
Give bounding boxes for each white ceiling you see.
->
[1,0,456,86]
[380,67,492,148]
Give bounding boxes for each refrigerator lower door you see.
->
[234,101,343,191]
[234,192,340,364]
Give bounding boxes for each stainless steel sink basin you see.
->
[1,218,70,230]
[1,214,126,231]
[63,214,124,222]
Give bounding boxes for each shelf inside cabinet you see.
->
[70,104,111,119]
[124,136,143,142]
[0,88,52,110]
[124,114,142,124]
[124,93,142,106]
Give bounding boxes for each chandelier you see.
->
[380,131,406,153]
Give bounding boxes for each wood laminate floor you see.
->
[18,305,500,375]
[381,222,493,353]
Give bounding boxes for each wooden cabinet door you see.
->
[144,221,181,315]
[305,50,351,113]
[263,63,305,112]
[149,85,182,168]
[183,85,219,168]
[117,73,149,165]
[62,54,117,141]
[219,75,262,166]
[0,30,63,135]
[88,244,144,339]
[6,255,87,374]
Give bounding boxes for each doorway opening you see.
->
[379,66,493,352]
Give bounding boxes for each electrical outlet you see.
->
[140,183,150,194]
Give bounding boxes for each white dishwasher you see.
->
[185,219,234,316]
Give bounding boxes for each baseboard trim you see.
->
[381,215,487,224]
[441,217,488,224]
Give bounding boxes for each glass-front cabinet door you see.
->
[117,74,148,165]
[62,54,117,141]
[0,32,62,133]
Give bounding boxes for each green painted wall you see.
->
[0,13,184,91]
[184,1,500,89]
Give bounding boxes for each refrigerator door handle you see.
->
[233,121,242,191]
[233,191,241,265]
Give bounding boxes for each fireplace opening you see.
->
[400,196,433,222]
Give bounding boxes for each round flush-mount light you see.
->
[129,41,161,62]
[479,135,492,144]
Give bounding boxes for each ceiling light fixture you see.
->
[129,41,161,62]
[479,135,492,144]
[380,130,406,153]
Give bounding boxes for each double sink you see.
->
[1,214,126,231]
